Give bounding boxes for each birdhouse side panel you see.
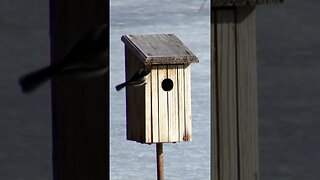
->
[177,65,186,141]
[184,64,192,141]
[125,47,146,143]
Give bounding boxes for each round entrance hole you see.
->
[161,78,173,91]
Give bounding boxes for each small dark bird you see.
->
[115,68,150,91]
[18,24,109,93]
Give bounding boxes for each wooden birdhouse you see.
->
[121,34,199,144]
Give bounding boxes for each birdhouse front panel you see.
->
[125,63,192,143]
[122,34,198,144]
[147,64,192,143]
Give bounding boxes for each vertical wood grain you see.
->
[236,6,259,180]
[177,65,185,142]
[211,6,259,180]
[125,48,136,141]
[167,65,179,142]
[50,0,109,179]
[184,64,192,141]
[216,9,238,180]
[158,65,169,142]
[125,48,145,142]
[145,65,152,143]
[151,66,159,143]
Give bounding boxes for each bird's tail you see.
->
[115,82,127,91]
[19,64,59,93]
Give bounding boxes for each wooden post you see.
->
[211,1,283,180]
[156,143,164,180]
[49,0,109,179]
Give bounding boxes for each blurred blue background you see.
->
[0,0,320,179]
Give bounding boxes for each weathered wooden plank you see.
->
[145,66,152,143]
[158,65,169,142]
[212,5,260,180]
[125,47,137,141]
[216,8,239,180]
[213,0,283,6]
[183,64,192,141]
[121,34,198,65]
[167,65,179,142]
[177,65,185,142]
[151,66,159,143]
[125,47,145,142]
[236,6,259,180]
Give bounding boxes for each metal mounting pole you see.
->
[156,143,164,180]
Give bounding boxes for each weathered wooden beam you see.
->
[211,5,259,180]
[236,7,259,180]
[49,0,109,179]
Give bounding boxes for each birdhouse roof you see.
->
[121,34,199,65]
[213,0,283,6]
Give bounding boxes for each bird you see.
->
[18,24,109,93]
[115,68,150,91]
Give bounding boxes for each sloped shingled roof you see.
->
[213,0,283,6]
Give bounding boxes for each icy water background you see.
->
[110,0,210,179]
[1,0,320,179]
